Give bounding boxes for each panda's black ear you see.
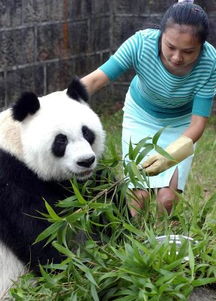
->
[66,76,89,103]
[12,92,40,121]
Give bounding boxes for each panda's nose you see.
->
[77,156,95,168]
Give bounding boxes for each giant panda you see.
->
[0,77,105,298]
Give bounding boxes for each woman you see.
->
[81,0,216,216]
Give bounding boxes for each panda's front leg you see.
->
[15,213,64,274]
[4,194,65,275]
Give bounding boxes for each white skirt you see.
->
[122,91,194,191]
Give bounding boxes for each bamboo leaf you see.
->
[34,222,62,244]
[72,182,87,204]
[39,265,55,285]
[152,127,167,145]
[135,144,154,165]
[132,141,152,159]
[88,202,110,210]
[57,195,79,207]
[130,161,144,182]
[126,162,137,185]
[65,209,86,224]
[128,139,134,160]
[44,200,61,221]
[52,241,75,258]
[155,145,175,161]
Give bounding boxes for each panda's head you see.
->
[8,77,105,181]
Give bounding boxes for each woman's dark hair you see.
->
[160,3,209,44]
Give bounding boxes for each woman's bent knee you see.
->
[128,189,150,217]
[156,188,178,214]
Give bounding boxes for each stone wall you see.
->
[0,0,111,109]
[0,0,215,112]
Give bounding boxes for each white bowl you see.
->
[155,234,195,244]
[147,235,197,261]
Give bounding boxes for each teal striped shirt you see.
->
[99,29,216,118]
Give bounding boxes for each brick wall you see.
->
[0,0,215,112]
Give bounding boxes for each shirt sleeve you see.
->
[192,95,214,117]
[98,31,142,81]
[192,65,216,117]
[98,56,126,81]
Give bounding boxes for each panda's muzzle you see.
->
[77,155,95,168]
[75,169,93,179]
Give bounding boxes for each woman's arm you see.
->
[81,69,110,96]
[182,114,208,142]
[81,31,142,96]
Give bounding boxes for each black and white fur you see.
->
[0,78,105,297]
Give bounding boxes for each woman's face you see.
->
[160,24,202,75]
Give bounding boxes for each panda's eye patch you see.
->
[52,134,68,157]
[82,125,95,145]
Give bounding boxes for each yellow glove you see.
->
[142,135,193,176]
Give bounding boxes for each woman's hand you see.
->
[142,135,194,176]
[142,115,208,176]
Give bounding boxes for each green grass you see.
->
[10,112,216,300]
[187,117,216,198]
